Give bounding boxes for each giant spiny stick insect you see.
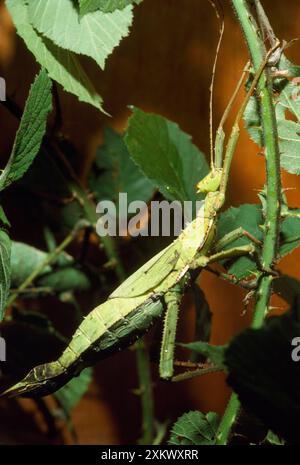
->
[0,24,280,398]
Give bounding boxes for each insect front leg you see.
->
[159,283,184,380]
[189,244,256,270]
[213,227,262,253]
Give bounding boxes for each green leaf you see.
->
[216,203,300,279]
[7,0,104,111]
[216,204,263,279]
[169,411,219,445]
[0,230,11,320]
[180,341,225,368]
[54,368,93,413]
[10,242,50,287]
[279,54,300,79]
[89,127,154,206]
[244,60,300,174]
[274,79,300,174]
[280,215,300,256]
[125,108,209,204]
[79,0,142,15]
[10,241,73,287]
[225,301,300,444]
[27,0,133,69]
[264,430,285,445]
[0,69,52,191]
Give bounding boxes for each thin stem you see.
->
[216,0,282,445]
[231,0,281,272]
[215,393,240,445]
[135,339,155,445]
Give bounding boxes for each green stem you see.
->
[135,339,155,444]
[216,393,240,445]
[216,0,282,444]
[231,0,281,316]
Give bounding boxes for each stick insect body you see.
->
[0,37,280,398]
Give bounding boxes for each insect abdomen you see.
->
[2,296,164,397]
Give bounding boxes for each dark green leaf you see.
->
[169,411,219,445]
[10,241,73,287]
[280,216,300,256]
[37,267,91,293]
[216,204,263,279]
[215,203,300,279]
[54,368,92,413]
[10,242,50,287]
[243,95,263,148]
[125,108,209,204]
[225,301,300,444]
[274,79,300,174]
[89,127,154,206]
[0,69,52,191]
[0,230,11,320]
[264,430,285,445]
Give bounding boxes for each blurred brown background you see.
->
[0,0,300,444]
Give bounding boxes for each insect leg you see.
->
[159,283,184,380]
[189,244,256,270]
[213,227,262,253]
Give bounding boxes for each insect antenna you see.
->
[207,0,225,170]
